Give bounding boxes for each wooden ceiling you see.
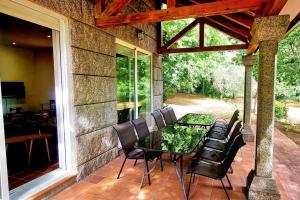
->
[95,0,289,54]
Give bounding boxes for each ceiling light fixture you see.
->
[47,35,51,38]
[12,42,16,45]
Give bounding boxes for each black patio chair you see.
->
[212,110,239,132]
[131,117,164,169]
[187,134,246,200]
[205,110,239,141]
[113,122,162,185]
[166,107,178,124]
[196,121,243,163]
[202,121,242,152]
[151,110,166,129]
[159,108,173,125]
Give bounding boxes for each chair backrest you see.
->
[160,108,173,125]
[166,107,177,123]
[131,118,150,140]
[113,122,137,156]
[219,134,245,178]
[224,120,243,152]
[151,110,166,129]
[227,110,239,131]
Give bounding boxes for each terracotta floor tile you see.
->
[51,127,300,200]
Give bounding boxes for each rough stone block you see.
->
[154,81,163,96]
[153,95,163,111]
[77,147,118,180]
[248,176,280,200]
[153,67,163,81]
[70,20,115,56]
[74,101,117,136]
[252,15,290,42]
[72,47,115,77]
[73,75,116,105]
[76,127,118,165]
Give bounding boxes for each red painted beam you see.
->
[96,0,263,27]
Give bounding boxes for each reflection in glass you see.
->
[137,52,151,120]
[116,44,135,123]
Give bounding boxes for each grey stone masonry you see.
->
[242,55,256,142]
[248,15,290,200]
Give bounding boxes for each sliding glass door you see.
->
[116,41,152,123]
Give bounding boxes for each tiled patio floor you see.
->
[51,128,300,200]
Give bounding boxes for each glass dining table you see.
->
[136,125,207,200]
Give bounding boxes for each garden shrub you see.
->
[275,101,288,120]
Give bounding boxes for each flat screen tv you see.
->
[1,82,25,98]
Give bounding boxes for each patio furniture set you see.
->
[113,108,245,200]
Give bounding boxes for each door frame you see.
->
[115,38,154,119]
[0,0,76,198]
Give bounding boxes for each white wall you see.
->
[0,45,54,114]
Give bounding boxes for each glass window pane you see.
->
[116,44,135,123]
[137,52,151,120]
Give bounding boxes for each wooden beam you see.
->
[101,0,132,17]
[158,44,248,54]
[167,0,176,8]
[95,0,105,18]
[221,13,253,29]
[199,20,204,48]
[206,16,251,38]
[96,0,263,27]
[162,19,199,49]
[203,18,249,43]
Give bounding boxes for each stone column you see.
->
[242,55,256,142]
[247,15,289,200]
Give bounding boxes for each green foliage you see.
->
[275,101,288,120]
[162,19,247,100]
[178,113,215,125]
[163,19,300,101]
[253,25,300,100]
[162,126,206,152]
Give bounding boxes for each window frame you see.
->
[0,0,76,199]
[115,38,154,120]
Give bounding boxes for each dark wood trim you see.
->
[158,44,248,54]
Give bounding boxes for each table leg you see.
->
[172,155,188,200]
[45,138,51,162]
[24,141,28,155]
[28,139,33,166]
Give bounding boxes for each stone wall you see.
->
[28,0,163,179]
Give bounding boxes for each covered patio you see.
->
[55,0,296,199]
[1,0,299,199]
[50,127,300,200]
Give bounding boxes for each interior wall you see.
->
[0,45,35,114]
[0,44,54,114]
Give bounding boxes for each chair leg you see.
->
[192,174,196,183]
[145,158,151,185]
[220,178,230,200]
[225,174,233,189]
[187,173,193,199]
[133,159,138,167]
[160,156,163,171]
[117,157,127,179]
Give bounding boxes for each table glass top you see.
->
[136,125,206,155]
[177,113,215,126]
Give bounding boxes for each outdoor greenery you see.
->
[275,101,288,120]
[177,113,215,125]
[162,125,206,153]
[163,19,300,101]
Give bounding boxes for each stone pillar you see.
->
[247,15,289,200]
[242,55,256,142]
